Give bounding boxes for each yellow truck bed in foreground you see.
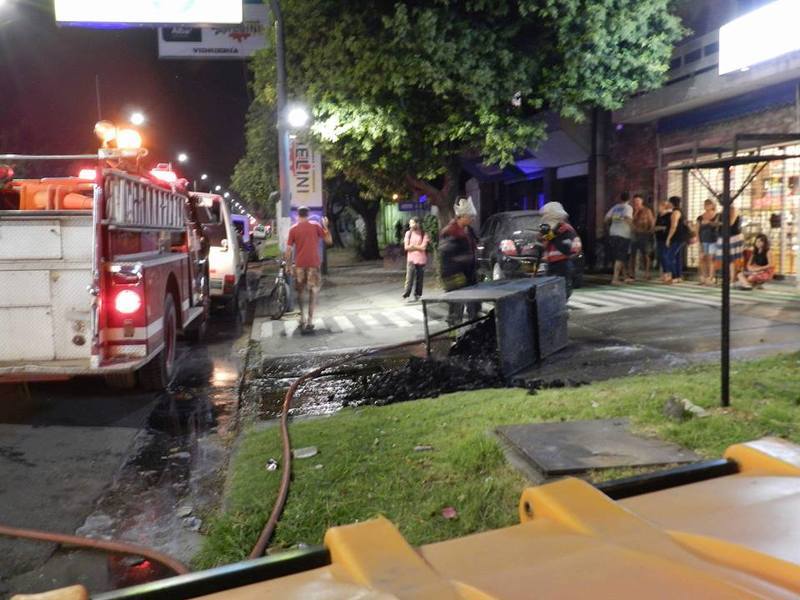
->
[22,438,800,599]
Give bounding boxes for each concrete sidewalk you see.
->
[253,262,443,357]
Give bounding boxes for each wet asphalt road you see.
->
[0,293,252,597]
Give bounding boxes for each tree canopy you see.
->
[230,99,279,218]
[270,0,684,218]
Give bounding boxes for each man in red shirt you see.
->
[284,207,332,332]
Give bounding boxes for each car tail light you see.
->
[114,289,142,315]
[223,274,236,294]
[499,239,518,256]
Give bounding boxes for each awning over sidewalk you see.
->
[463,129,589,184]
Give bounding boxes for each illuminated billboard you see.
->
[719,0,800,74]
[158,3,267,59]
[55,0,243,26]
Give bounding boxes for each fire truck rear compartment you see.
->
[0,214,93,368]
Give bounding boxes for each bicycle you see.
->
[268,260,292,320]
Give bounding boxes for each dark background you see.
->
[0,0,252,185]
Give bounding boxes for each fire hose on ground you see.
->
[0,313,489,584]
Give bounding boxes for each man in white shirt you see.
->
[604,192,634,285]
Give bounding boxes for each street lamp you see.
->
[130,112,146,126]
[224,192,230,198]
[177,152,189,163]
[201,173,208,181]
[287,105,310,129]
[215,185,222,191]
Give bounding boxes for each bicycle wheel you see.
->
[270,282,290,320]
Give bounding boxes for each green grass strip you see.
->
[195,352,800,569]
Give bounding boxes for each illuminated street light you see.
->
[200,173,208,181]
[287,105,310,129]
[215,185,222,191]
[130,111,146,126]
[177,152,189,163]
[224,192,230,198]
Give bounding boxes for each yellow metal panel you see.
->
[323,516,483,599]
[725,437,800,476]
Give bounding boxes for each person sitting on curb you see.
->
[737,234,773,290]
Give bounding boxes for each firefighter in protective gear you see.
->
[539,201,581,297]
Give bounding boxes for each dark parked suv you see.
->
[477,210,584,289]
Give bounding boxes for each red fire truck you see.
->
[0,123,210,390]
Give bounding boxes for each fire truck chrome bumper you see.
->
[0,352,159,378]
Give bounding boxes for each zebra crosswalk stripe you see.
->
[567,299,597,310]
[636,286,740,306]
[358,314,381,327]
[613,287,725,307]
[383,312,414,328]
[334,315,356,331]
[398,308,424,322]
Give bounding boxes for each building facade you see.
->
[608,0,800,277]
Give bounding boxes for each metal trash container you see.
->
[421,276,568,380]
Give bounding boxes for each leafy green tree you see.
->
[266,0,683,222]
[230,99,279,219]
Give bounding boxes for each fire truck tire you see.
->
[225,286,240,317]
[139,294,177,391]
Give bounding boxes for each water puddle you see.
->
[71,316,248,590]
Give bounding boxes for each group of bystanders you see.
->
[604,193,773,289]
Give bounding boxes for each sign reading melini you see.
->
[289,141,323,209]
[719,0,800,75]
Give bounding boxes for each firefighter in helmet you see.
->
[538,201,580,297]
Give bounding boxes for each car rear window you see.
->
[203,223,227,246]
[504,214,541,234]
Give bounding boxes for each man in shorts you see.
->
[629,194,655,280]
[604,192,634,285]
[285,206,332,333]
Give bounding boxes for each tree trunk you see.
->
[361,206,380,260]
[327,202,346,248]
[350,197,381,260]
[405,159,462,228]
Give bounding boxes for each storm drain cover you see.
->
[496,418,699,476]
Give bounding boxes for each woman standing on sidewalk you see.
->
[654,200,673,283]
[663,196,690,283]
[664,196,690,283]
[402,218,429,302]
[696,199,721,285]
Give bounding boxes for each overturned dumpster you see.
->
[421,276,568,380]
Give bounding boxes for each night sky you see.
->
[0,0,251,186]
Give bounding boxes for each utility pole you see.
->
[95,75,103,120]
[270,0,291,250]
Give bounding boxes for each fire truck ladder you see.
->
[103,170,186,231]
